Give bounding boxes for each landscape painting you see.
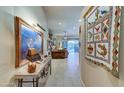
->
[21,25,42,60]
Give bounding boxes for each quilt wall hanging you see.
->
[84,6,121,78]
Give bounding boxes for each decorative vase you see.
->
[28,62,36,73]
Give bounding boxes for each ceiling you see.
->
[43,6,83,37]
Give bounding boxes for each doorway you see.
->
[67,40,79,53]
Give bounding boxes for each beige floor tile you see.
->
[45,53,83,87]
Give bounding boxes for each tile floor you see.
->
[16,52,83,87]
[45,52,83,87]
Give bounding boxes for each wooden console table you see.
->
[14,56,52,87]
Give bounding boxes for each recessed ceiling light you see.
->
[58,22,62,25]
[78,19,82,22]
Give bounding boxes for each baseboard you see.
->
[80,76,86,87]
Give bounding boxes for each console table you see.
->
[14,56,52,87]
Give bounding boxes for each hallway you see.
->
[45,53,82,87]
[1,6,123,88]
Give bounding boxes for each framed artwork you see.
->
[84,6,121,78]
[15,16,44,68]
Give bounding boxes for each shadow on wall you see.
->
[83,59,119,87]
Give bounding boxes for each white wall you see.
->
[0,9,15,86]
[0,6,48,86]
[80,6,124,87]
